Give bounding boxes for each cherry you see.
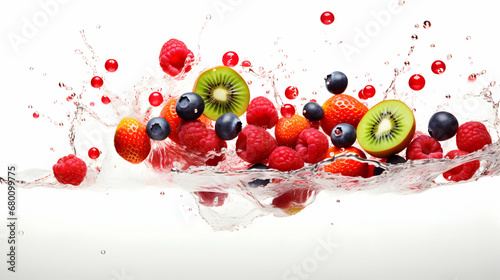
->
[88,147,100,159]
[281,104,295,118]
[285,86,299,100]
[90,76,104,88]
[149,92,163,107]
[101,96,111,104]
[241,60,252,67]
[409,74,425,91]
[104,59,118,72]
[431,60,446,74]
[320,12,335,25]
[363,85,376,98]
[358,89,368,100]
[222,51,239,67]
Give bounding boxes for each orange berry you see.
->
[275,114,311,148]
[114,117,151,164]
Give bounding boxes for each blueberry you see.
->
[215,113,242,140]
[303,102,324,121]
[325,71,348,94]
[330,123,356,148]
[146,117,171,141]
[175,92,205,121]
[247,163,270,188]
[373,154,406,176]
[428,111,458,141]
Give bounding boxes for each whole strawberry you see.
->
[53,154,87,186]
[324,146,369,177]
[114,117,151,164]
[321,94,368,136]
[159,39,194,77]
[275,114,311,148]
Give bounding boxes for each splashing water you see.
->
[3,16,500,231]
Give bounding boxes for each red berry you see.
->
[268,146,305,172]
[149,92,163,107]
[281,104,295,118]
[320,11,335,25]
[246,96,279,129]
[358,89,367,100]
[52,154,87,186]
[285,86,299,100]
[363,85,376,98]
[178,121,223,154]
[406,135,443,160]
[88,147,100,159]
[236,125,278,164]
[101,96,111,104]
[241,60,252,67]
[295,128,329,164]
[104,59,118,72]
[409,74,425,91]
[159,39,194,77]
[222,51,239,67]
[195,192,228,207]
[33,112,39,118]
[456,121,492,153]
[468,74,477,82]
[443,150,480,182]
[431,60,446,74]
[91,76,104,88]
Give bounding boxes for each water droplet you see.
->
[414,24,419,29]
[280,104,295,118]
[222,51,239,67]
[88,147,100,159]
[312,91,317,95]
[490,81,496,87]
[29,67,34,71]
[430,44,435,48]
[90,102,95,107]
[445,94,451,99]
[101,96,111,104]
[206,14,212,20]
[468,73,477,81]
[149,92,163,107]
[96,24,101,29]
[50,147,54,151]
[241,60,252,67]
[404,61,410,66]
[320,11,335,25]
[188,208,192,211]
[28,105,33,109]
[42,73,47,76]
[101,250,106,255]
[431,60,446,74]
[336,199,340,203]
[423,20,431,29]
[59,123,64,127]
[247,80,252,85]
[409,74,426,91]
[481,70,486,75]
[160,191,165,196]
[75,49,82,54]
[105,59,118,72]
[398,0,405,6]
[266,90,270,94]
[447,54,453,60]
[90,76,104,88]
[32,112,39,119]
[466,36,471,40]
[384,61,389,65]
[411,34,418,40]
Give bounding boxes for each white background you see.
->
[1,0,500,279]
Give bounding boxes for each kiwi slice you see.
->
[357,100,416,158]
[193,66,250,121]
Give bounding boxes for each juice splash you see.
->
[2,14,500,231]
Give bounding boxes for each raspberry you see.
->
[296,128,329,164]
[268,146,305,172]
[52,154,87,186]
[456,121,492,153]
[178,121,223,154]
[246,96,279,129]
[443,150,480,182]
[159,39,194,77]
[236,125,277,164]
[406,135,443,160]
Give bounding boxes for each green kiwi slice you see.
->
[357,100,416,158]
[193,66,250,121]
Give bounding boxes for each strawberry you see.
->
[114,117,151,164]
[320,94,368,136]
[275,114,311,148]
[324,146,369,177]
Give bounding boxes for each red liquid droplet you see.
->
[320,11,335,25]
[33,112,39,119]
[310,99,317,103]
[88,147,100,159]
[105,59,118,72]
[91,76,104,88]
[285,86,299,100]
[409,74,425,91]
[431,60,446,74]
[358,89,368,100]
[149,92,163,107]
[363,85,376,98]
[281,104,295,118]
[222,51,239,67]
[90,102,95,107]
[468,74,477,82]
[241,60,252,67]
[101,96,111,104]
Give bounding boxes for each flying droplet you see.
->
[423,20,431,29]
[411,34,418,40]
[447,54,453,60]
[101,250,106,255]
[466,36,471,40]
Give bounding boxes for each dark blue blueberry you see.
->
[146,117,171,141]
[325,71,348,94]
[330,123,356,148]
[215,113,242,140]
[428,111,458,141]
[373,154,406,176]
[303,102,324,121]
[175,92,205,121]
[248,163,270,188]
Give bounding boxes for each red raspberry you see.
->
[268,146,305,172]
[406,135,443,160]
[456,121,492,153]
[236,125,277,164]
[246,96,279,129]
[443,150,480,182]
[295,128,329,164]
[52,154,87,186]
[178,121,224,154]
[159,39,194,77]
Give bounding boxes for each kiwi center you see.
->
[212,86,230,102]
[370,110,402,144]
